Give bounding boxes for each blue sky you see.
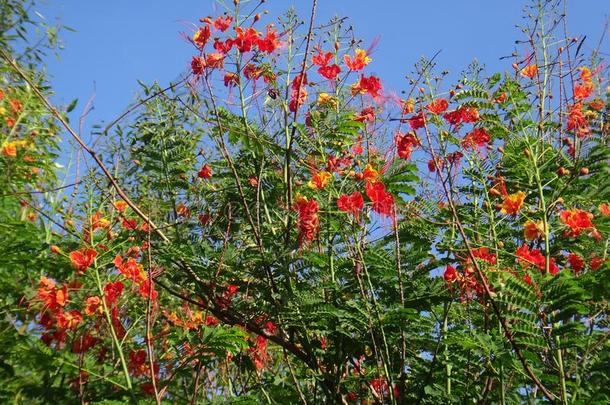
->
[35,0,608,137]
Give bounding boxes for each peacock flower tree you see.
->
[0,0,608,403]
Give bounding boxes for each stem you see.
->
[555,335,568,405]
[92,266,134,398]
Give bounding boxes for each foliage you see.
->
[0,0,608,403]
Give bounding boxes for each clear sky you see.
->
[35,0,608,139]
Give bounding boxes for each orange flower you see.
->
[500,191,525,215]
[37,276,69,310]
[1,143,16,157]
[598,203,610,217]
[308,171,332,189]
[9,99,22,113]
[362,164,379,183]
[205,53,225,69]
[193,26,211,48]
[560,208,596,237]
[567,102,590,138]
[343,49,371,71]
[402,98,415,115]
[589,98,604,111]
[574,82,594,100]
[57,310,83,330]
[113,200,128,212]
[176,203,190,217]
[523,220,545,240]
[84,296,102,316]
[520,64,538,79]
[69,248,97,273]
[114,256,147,283]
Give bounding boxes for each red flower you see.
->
[104,281,125,306]
[72,333,98,354]
[249,335,268,370]
[291,72,308,90]
[139,279,158,301]
[128,349,149,377]
[212,15,233,32]
[337,192,364,220]
[444,265,458,283]
[516,245,559,275]
[318,64,341,80]
[234,27,260,52]
[590,255,604,271]
[365,181,394,217]
[213,38,234,54]
[427,158,443,173]
[289,87,308,113]
[122,218,138,230]
[257,25,280,53]
[224,72,239,87]
[191,56,206,76]
[461,128,491,150]
[294,195,320,245]
[470,247,497,265]
[205,315,219,326]
[395,131,420,160]
[312,50,333,67]
[567,252,585,274]
[516,244,543,268]
[426,99,449,115]
[354,107,375,123]
[407,113,426,130]
[351,75,382,98]
[443,107,479,125]
[198,164,212,179]
[69,248,97,273]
